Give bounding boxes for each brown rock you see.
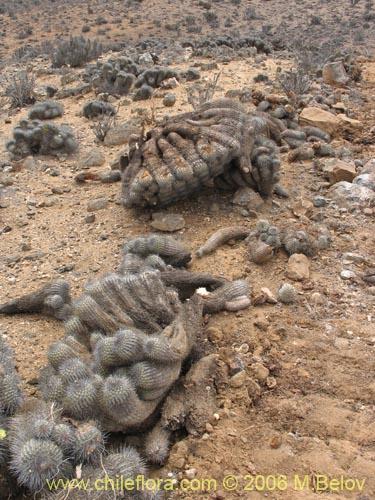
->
[299,107,340,135]
[150,212,185,232]
[103,122,140,146]
[323,159,357,185]
[286,253,310,281]
[322,61,349,88]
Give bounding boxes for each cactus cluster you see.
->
[121,99,283,207]
[0,336,23,418]
[82,100,116,119]
[0,234,252,497]
[6,120,78,160]
[84,56,180,99]
[245,220,332,263]
[28,101,64,120]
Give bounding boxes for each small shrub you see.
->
[82,25,91,33]
[2,71,36,108]
[186,71,221,109]
[277,68,311,97]
[91,111,117,142]
[51,36,103,68]
[244,7,258,20]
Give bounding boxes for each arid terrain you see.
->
[0,0,375,499]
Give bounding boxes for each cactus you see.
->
[82,101,116,119]
[73,421,105,464]
[6,121,78,160]
[121,99,283,207]
[28,101,64,120]
[278,283,297,304]
[0,336,23,416]
[143,424,170,465]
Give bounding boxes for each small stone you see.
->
[186,68,201,81]
[363,208,373,216]
[103,122,140,146]
[85,214,96,223]
[229,370,246,388]
[251,362,269,382]
[87,197,109,212]
[310,292,326,305]
[150,212,185,232]
[343,253,367,264]
[340,270,356,280]
[270,435,282,449]
[58,263,75,273]
[79,150,106,167]
[313,196,327,207]
[21,243,31,251]
[233,187,265,210]
[286,254,310,281]
[205,423,214,433]
[185,468,196,479]
[51,187,64,195]
[206,327,223,343]
[323,159,357,185]
[292,199,314,218]
[23,156,37,171]
[334,337,350,348]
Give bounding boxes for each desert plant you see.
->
[91,110,118,142]
[276,68,311,97]
[186,71,221,109]
[51,35,103,68]
[2,71,36,108]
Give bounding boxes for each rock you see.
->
[103,122,140,146]
[299,107,340,135]
[353,174,375,191]
[60,72,79,86]
[229,370,246,388]
[336,114,362,134]
[23,156,37,171]
[251,362,269,382]
[286,254,310,281]
[186,68,201,81]
[363,207,373,216]
[138,52,154,66]
[79,150,106,167]
[233,187,265,210]
[206,327,223,343]
[87,197,109,212]
[322,61,349,88]
[329,181,375,205]
[340,270,356,280]
[323,159,357,185]
[313,196,328,207]
[150,212,185,232]
[292,199,314,218]
[85,214,96,223]
[160,77,179,89]
[163,93,176,107]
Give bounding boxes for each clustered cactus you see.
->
[28,101,64,120]
[245,220,332,264]
[6,119,78,160]
[82,56,180,99]
[82,100,116,119]
[0,235,251,497]
[121,99,283,207]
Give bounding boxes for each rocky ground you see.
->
[0,2,375,499]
